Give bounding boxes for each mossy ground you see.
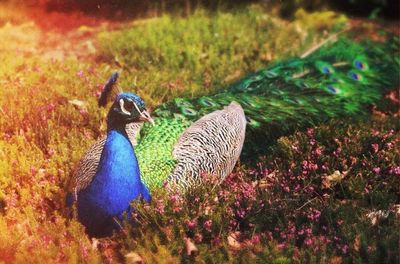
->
[0,3,398,263]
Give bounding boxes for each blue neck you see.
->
[77,126,150,236]
[96,128,142,187]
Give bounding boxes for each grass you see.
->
[97,7,346,107]
[0,2,398,263]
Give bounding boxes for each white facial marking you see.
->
[119,99,131,115]
[133,101,141,114]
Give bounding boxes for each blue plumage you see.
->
[77,129,150,236]
[69,92,154,237]
[98,72,119,107]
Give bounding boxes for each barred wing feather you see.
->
[167,102,246,191]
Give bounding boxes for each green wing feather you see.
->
[136,36,400,188]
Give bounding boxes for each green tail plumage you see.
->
[135,36,399,188]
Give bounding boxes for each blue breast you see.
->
[77,129,150,237]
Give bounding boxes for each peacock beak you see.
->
[140,110,155,126]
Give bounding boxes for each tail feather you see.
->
[152,36,400,158]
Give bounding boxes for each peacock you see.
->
[67,92,154,237]
[68,79,247,236]
[69,35,399,232]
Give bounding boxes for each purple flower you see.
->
[185,219,198,230]
[277,243,286,250]
[155,200,165,214]
[389,166,400,175]
[304,238,313,246]
[77,70,84,77]
[203,220,212,232]
[251,234,261,244]
[372,167,381,174]
[371,143,379,153]
[314,147,322,156]
[340,244,349,254]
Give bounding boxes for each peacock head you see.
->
[107,92,154,129]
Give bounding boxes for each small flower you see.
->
[203,220,212,232]
[47,148,56,156]
[277,243,286,250]
[47,103,55,112]
[372,167,381,174]
[30,167,37,175]
[212,236,222,247]
[340,244,349,254]
[79,108,88,116]
[309,163,318,171]
[194,233,203,243]
[77,70,84,77]
[155,200,165,214]
[251,234,261,244]
[389,166,400,175]
[371,143,379,153]
[172,206,182,213]
[314,147,322,156]
[185,219,197,230]
[304,238,313,246]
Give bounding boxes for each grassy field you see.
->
[0,3,398,263]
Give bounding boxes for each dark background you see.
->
[2,0,399,19]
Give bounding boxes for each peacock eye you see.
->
[124,100,135,112]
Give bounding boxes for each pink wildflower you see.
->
[251,234,261,244]
[372,167,381,174]
[212,236,222,246]
[194,233,203,243]
[47,103,55,112]
[389,166,400,175]
[203,220,212,232]
[340,244,349,254]
[155,200,165,214]
[371,143,379,153]
[277,243,286,250]
[304,238,313,246]
[314,147,322,156]
[79,108,88,115]
[185,219,197,230]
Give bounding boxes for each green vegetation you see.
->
[0,3,398,263]
[97,6,346,106]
